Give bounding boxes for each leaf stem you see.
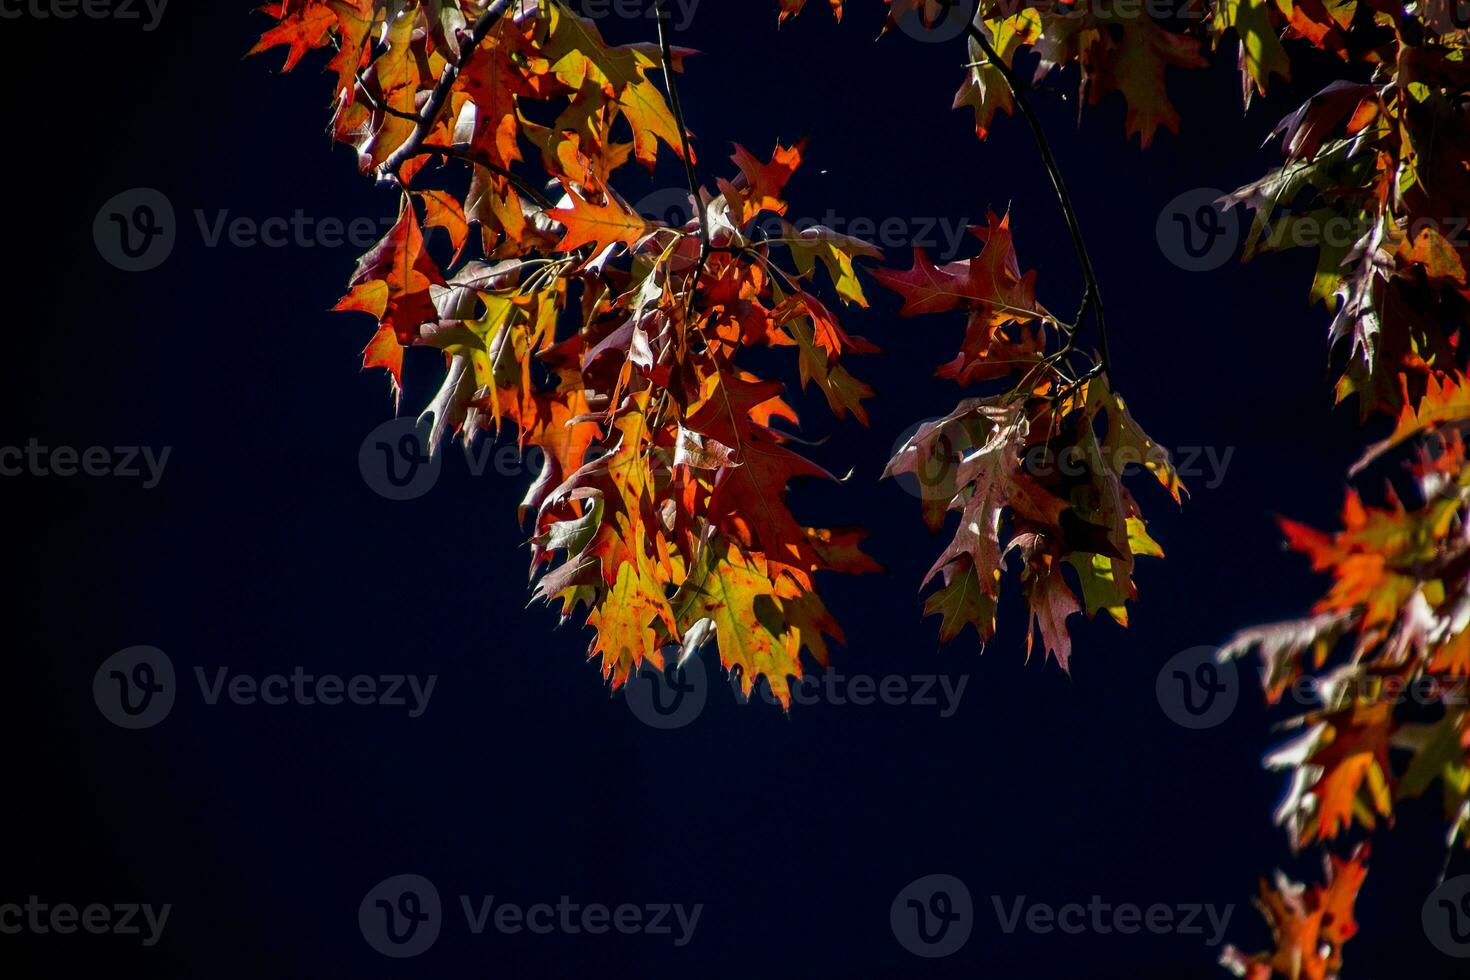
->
[353,72,423,122]
[415,142,554,210]
[653,0,714,415]
[654,0,710,258]
[962,20,1112,379]
[654,0,714,359]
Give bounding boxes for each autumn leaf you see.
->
[883,211,1177,666]
[1214,0,1291,98]
[254,0,888,708]
[672,534,794,702]
[1092,18,1208,147]
[778,0,842,22]
[539,4,690,169]
[719,140,805,225]
[1220,845,1370,980]
[1267,701,1395,845]
[249,0,340,71]
[1353,372,1470,474]
[416,189,471,263]
[334,198,446,386]
[953,11,1042,140]
[874,211,1044,326]
[549,185,652,255]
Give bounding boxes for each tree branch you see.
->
[654,0,709,258]
[354,72,422,122]
[378,0,516,185]
[963,21,1112,379]
[416,142,554,210]
[653,0,712,382]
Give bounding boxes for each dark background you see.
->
[7,1,1466,976]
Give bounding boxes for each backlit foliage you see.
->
[254,0,1470,969]
[253,0,884,705]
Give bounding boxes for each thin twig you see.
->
[416,142,554,210]
[378,0,516,184]
[355,72,423,122]
[654,0,714,342]
[654,0,709,256]
[963,20,1112,378]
